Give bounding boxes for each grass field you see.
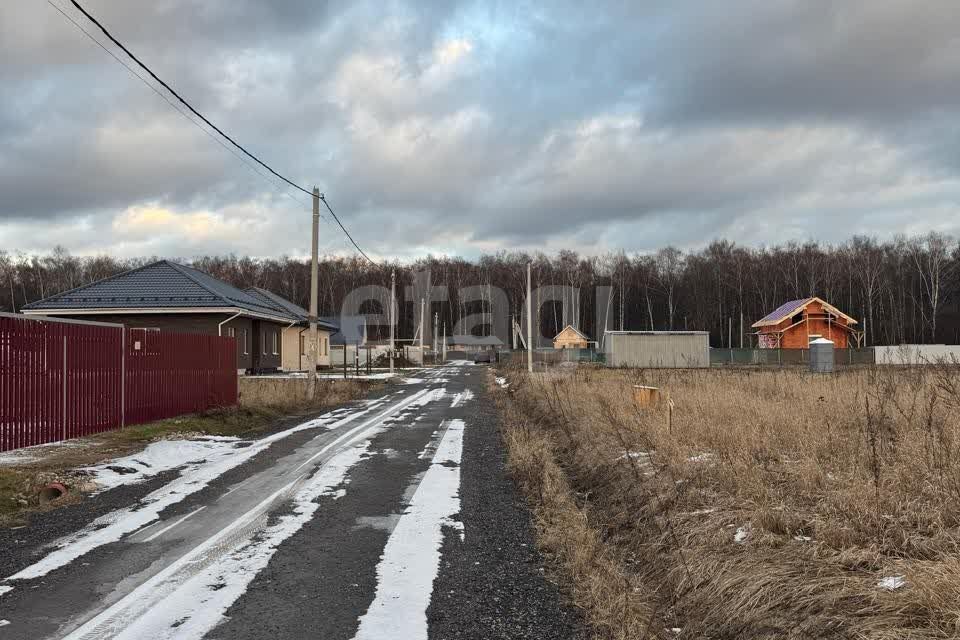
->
[496,364,960,639]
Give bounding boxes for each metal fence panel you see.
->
[0,314,237,452]
[709,347,875,367]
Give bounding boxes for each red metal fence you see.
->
[0,313,237,452]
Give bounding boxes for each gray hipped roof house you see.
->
[245,287,339,332]
[21,260,298,372]
[23,260,292,322]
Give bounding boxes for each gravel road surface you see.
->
[0,362,583,639]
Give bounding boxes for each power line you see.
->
[320,195,375,263]
[45,2,333,227]
[58,0,375,263]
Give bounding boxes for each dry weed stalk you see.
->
[496,362,960,639]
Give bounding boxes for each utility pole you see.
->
[390,271,395,375]
[307,187,320,401]
[527,262,533,373]
[433,311,438,355]
[420,298,425,365]
[442,322,447,362]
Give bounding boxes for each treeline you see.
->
[2,232,959,347]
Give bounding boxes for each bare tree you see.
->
[909,232,958,342]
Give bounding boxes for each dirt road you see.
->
[0,362,582,639]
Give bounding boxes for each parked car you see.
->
[473,350,493,364]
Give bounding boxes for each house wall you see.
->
[553,328,589,350]
[759,300,852,349]
[35,312,283,372]
[281,327,332,371]
[604,332,710,368]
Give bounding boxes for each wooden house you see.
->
[553,325,590,349]
[752,297,861,349]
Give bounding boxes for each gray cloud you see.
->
[1,0,958,260]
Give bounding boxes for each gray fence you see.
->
[498,348,605,366]
[709,348,875,367]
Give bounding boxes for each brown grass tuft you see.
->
[495,363,960,639]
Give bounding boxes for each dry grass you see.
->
[495,363,960,639]
[0,378,375,526]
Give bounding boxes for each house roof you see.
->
[446,335,504,347]
[21,260,293,322]
[244,287,339,331]
[322,315,366,345]
[553,325,590,342]
[751,297,858,328]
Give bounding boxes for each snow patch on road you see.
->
[74,441,374,640]
[352,418,465,640]
[3,401,387,583]
[450,389,474,408]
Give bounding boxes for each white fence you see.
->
[874,345,960,365]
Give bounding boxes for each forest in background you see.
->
[2,232,959,347]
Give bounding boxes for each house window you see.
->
[226,327,236,338]
[272,331,279,355]
[300,334,306,356]
[262,330,267,355]
[242,330,249,355]
[323,337,328,356]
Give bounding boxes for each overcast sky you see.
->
[2,1,959,261]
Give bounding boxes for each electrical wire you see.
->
[45,2,335,228]
[320,195,375,263]
[54,0,375,263]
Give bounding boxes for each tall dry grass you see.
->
[496,363,960,639]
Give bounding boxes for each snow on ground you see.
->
[245,369,424,381]
[316,372,399,380]
[0,439,88,467]
[85,437,245,491]
[352,418,465,640]
[0,585,12,596]
[450,389,475,408]
[61,440,375,640]
[2,398,392,583]
[734,525,750,544]
[495,377,509,387]
[877,575,906,590]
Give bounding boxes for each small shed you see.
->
[603,331,710,368]
[553,325,590,350]
[752,297,860,349]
